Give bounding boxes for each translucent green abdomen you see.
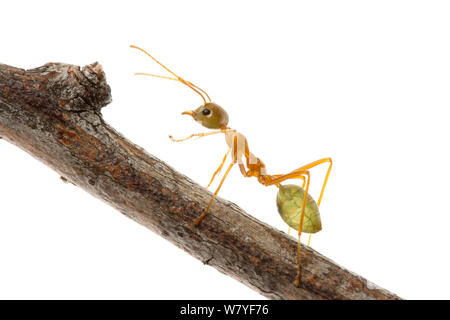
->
[276,184,322,234]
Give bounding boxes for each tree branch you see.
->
[0,62,400,300]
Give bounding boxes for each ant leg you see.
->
[270,173,306,186]
[307,234,312,246]
[169,129,228,142]
[195,136,238,225]
[291,158,333,247]
[264,170,311,287]
[169,129,235,143]
[194,162,234,225]
[290,158,333,206]
[207,149,230,189]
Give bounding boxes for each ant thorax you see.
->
[224,130,246,163]
[225,130,267,175]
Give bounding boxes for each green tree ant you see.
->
[130,45,333,287]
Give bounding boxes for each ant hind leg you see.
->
[264,170,311,287]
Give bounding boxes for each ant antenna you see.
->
[134,72,211,103]
[130,45,211,104]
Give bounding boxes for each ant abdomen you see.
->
[276,184,322,234]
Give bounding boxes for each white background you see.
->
[0,1,449,300]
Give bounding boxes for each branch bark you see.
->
[0,62,400,300]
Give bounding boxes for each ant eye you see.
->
[202,108,211,116]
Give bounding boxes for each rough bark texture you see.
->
[0,62,401,300]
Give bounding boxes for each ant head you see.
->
[182,102,229,129]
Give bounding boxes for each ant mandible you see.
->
[130,45,333,287]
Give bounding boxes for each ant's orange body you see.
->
[131,45,332,286]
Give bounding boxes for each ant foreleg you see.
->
[169,128,234,142]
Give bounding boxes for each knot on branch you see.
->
[79,62,112,111]
[15,62,112,113]
[47,62,112,112]
[0,62,111,114]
